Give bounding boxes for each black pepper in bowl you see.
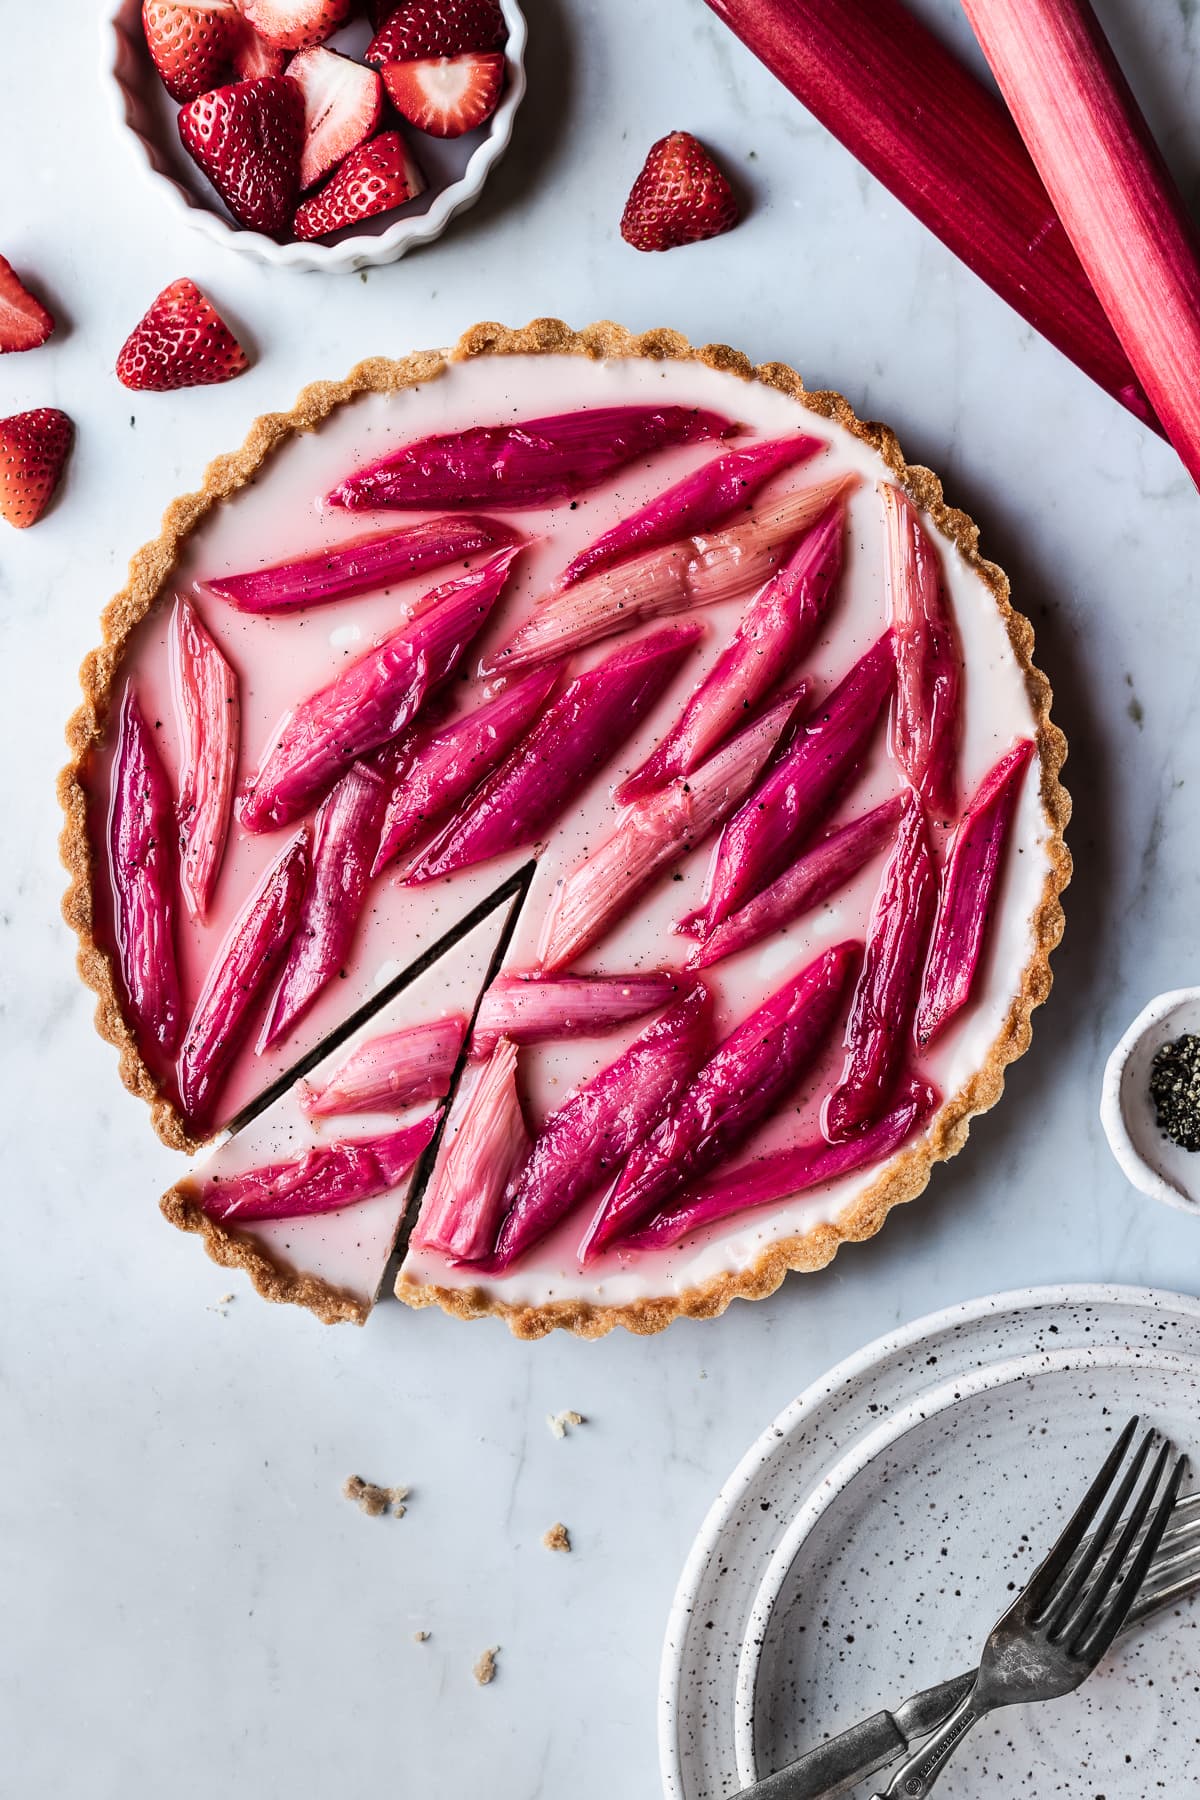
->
[1148,1033,1200,1152]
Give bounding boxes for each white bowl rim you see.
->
[1100,985,1200,1216]
[103,0,528,273]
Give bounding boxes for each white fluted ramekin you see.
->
[105,0,527,274]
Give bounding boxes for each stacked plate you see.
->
[660,1286,1200,1798]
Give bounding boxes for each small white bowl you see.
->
[1100,986,1200,1215]
[104,0,527,274]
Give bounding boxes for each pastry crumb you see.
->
[474,1646,499,1686]
[547,1409,585,1439]
[207,1292,236,1314]
[343,1474,409,1518]
[542,1522,571,1553]
[413,1629,430,1643]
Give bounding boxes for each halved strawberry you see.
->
[178,75,304,232]
[235,0,352,50]
[620,130,740,252]
[230,21,289,76]
[293,129,424,238]
[366,0,505,65]
[0,256,54,353]
[289,46,383,190]
[116,278,249,392]
[142,0,241,102]
[0,409,72,529]
[383,52,503,137]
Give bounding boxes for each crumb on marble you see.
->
[547,1409,585,1439]
[543,1522,571,1553]
[413,1629,430,1643]
[343,1474,409,1518]
[207,1292,236,1314]
[474,1646,499,1686]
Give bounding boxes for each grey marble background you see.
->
[4,1,1200,1794]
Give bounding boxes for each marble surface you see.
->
[5,1,1200,1794]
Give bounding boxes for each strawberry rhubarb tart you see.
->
[60,320,1069,1335]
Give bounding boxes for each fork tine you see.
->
[1073,1448,1187,1662]
[1041,1428,1154,1633]
[1020,1416,1139,1616]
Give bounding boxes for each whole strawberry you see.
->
[178,75,304,233]
[0,408,73,529]
[117,279,249,392]
[367,0,505,65]
[621,131,739,253]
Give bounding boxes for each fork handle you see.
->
[872,1692,980,1798]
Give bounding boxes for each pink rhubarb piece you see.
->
[881,483,962,820]
[198,1116,437,1223]
[301,1016,468,1117]
[169,596,240,923]
[824,790,936,1140]
[469,971,681,1059]
[108,683,184,1056]
[411,1039,531,1261]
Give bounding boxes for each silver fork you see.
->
[871,1416,1187,1799]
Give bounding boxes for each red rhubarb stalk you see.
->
[619,1073,938,1252]
[406,624,703,882]
[301,1016,468,1116]
[961,0,1200,487]
[238,546,517,831]
[881,484,961,821]
[582,942,859,1258]
[169,597,240,922]
[327,405,736,511]
[372,666,562,876]
[176,829,310,1126]
[689,794,904,970]
[560,433,824,586]
[702,632,896,931]
[196,516,519,614]
[701,0,1159,431]
[198,1116,437,1224]
[916,738,1035,1046]
[488,984,712,1269]
[469,972,680,1059]
[537,686,807,972]
[618,502,845,801]
[257,760,389,1051]
[411,1039,531,1262]
[484,475,856,674]
[107,683,184,1056]
[824,791,936,1141]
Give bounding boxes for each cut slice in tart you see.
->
[60,320,1069,1337]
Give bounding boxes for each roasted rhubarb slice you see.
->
[196,516,518,614]
[538,686,806,972]
[239,546,517,831]
[198,1117,437,1223]
[302,1015,467,1116]
[176,828,309,1126]
[169,597,240,923]
[469,972,680,1059]
[702,632,896,931]
[411,1040,531,1262]
[824,792,936,1140]
[618,501,845,801]
[327,405,736,511]
[581,941,859,1258]
[108,683,183,1056]
[258,759,389,1050]
[372,666,561,875]
[619,1073,938,1252]
[881,484,962,820]
[916,738,1035,1046]
[689,794,904,969]
[485,475,856,673]
[406,624,702,882]
[488,984,712,1269]
[560,433,824,586]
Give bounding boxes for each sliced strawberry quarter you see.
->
[293,129,425,238]
[141,0,242,103]
[382,52,504,138]
[0,408,72,529]
[367,0,506,65]
[116,278,248,392]
[0,255,54,353]
[178,75,305,233]
[289,45,384,190]
[235,0,353,50]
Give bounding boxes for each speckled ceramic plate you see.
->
[658,1286,1200,1799]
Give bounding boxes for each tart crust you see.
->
[59,318,1071,1335]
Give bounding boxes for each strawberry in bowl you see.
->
[108,0,528,270]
